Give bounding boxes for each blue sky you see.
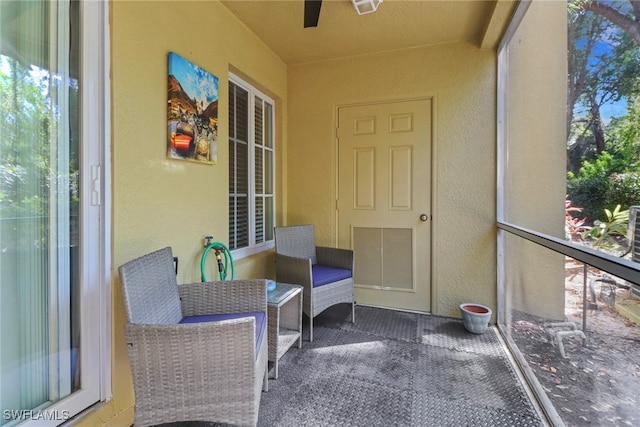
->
[600,100,628,121]
[575,34,631,122]
[168,52,218,107]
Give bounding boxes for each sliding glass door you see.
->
[0,1,108,424]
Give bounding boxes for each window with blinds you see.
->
[229,76,275,255]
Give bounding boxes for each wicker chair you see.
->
[274,225,355,341]
[118,247,268,427]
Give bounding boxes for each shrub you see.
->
[567,171,640,222]
[583,204,629,252]
[608,172,640,210]
[567,174,610,221]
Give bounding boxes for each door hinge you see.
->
[91,165,101,206]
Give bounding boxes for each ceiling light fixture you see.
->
[351,0,383,16]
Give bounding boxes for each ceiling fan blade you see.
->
[304,0,322,28]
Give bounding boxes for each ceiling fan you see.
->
[304,0,322,28]
[304,0,383,28]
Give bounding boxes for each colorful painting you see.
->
[167,52,218,164]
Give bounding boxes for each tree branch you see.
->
[631,0,640,20]
[584,1,640,45]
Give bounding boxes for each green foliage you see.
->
[567,173,610,220]
[567,93,640,221]
[568,169,640,221]
[0,55,80,249]
[609,172,640,205]
[583,204,629,251]
[607,91,640,163]
[566,3,640,223]
[579,151,619,178]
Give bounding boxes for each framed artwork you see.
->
[167,52,218,164]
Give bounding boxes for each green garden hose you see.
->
[201,242,235,281]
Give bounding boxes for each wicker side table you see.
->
[267,282,303,379]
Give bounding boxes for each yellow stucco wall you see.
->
[503,0,567,320]
[75,1,570,425]
[76,1,287,425]
[287,41,498,318]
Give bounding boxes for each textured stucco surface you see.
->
[111,1,286,282]
[79,1,287,425]
[74,1,571,425]
[288,41,497,318]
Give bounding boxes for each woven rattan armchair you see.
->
[119,247,268,427]
[274,225,355,341]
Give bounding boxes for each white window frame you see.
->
[84,0,112,406]
[19,1,112,424]
[228,73,275,260]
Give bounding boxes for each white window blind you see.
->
[229,75,275,256]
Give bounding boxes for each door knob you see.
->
[420,214,428,221]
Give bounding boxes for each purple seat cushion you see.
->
[180,312,266,358]
[312,264,352,287]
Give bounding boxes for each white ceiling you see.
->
[220,0,512,65]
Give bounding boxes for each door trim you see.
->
[334,96,438,314]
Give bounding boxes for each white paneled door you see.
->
[338,99,432,312]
